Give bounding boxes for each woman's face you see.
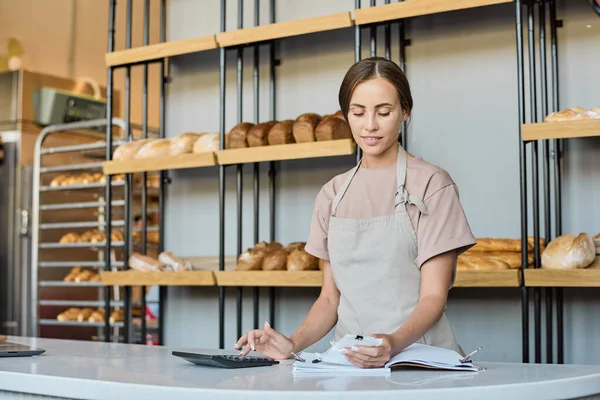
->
[346,77,405,158]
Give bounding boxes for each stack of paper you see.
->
[292,342,482,375]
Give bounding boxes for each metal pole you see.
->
[370,0,376,57]
[515,0,529,364]
[158,0,167,346]
[549,0,563,365]
[140,0,151,345]
[269,0,276,328]
[398,0,408,150]
[384,0,391,60]
[218,0,227,350]
[236,0,244,342]
[104,0,117,343]
[539,0,552,364]
[355,0,362,163]
[253,0,261,330]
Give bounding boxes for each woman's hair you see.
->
[338,56,413,120]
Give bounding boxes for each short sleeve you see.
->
[414,184,476,268]
[305,188,332,261]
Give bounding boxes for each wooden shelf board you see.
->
[216,139,356,165]
[214,271,323,287]
[218,12,353,47]
[524,269,600,287]
[453,270,521,287]
[102,152,217,175]
[106,35,218,67]
[100,270,215,286]
[522,120,600,141]
[354,0,512,25]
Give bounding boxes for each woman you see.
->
[235,56,476,368]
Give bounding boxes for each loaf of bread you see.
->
[292,113,321,143]
[460,251,533,269]
[268,120,296,146]
[59,232,81,244]
[594,233,600,255]
[136,138,171,159]
[284,242,306,253]
[545,109,577,122]
[110,309,124,324]
[129,252,170,272]
[57,307,81,322]
[237,248,267,271]
[334,110,345,120]
[113,138,155,160]
[315,117,352,141]
[262,249,288,271]
[63,267,82,282]
[169,133,202,155]
[76,308,94,322]
[254,241,284,253]
[469,237,546,253]
[247,121,277,147]
[541,233,596,269]
[457,256,511,271]
[158,251,192,272]
[287,249,319,271]
[192,132,228,152]
[88,309,105,323]
[228,122,255,149]
[574,110,600,120]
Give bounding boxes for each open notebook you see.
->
[293,342,482,375]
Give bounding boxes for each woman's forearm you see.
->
[389,294,446,354]
[289,295,339,353]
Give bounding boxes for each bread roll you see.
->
[574,110,600,120]
[113,139,154,160]
[334,110,346,120]
[237,248,267,271]
[594,233,600,255]
[545,109,577,122]
[287,249,319,271]
[110,309,124,324]
[292,113,321,143]
[268,120,296,145]
[158,251,192,272]
[129,252,169,272]
[136,138,171,159]
[50,175,67,187]
[254,241,284,253]
[246,121,277,147]
[469,237,545,253]
[284,242,306,253]
[192,132,227,152]
[76,308,94,322]
[88,309,105,323]
[592,106,600,114]
[541,233,596,269]
[57,308,80,322]
[315,117,352,141]
[570,106,587,113]
[457,256,511,271]
[262,249,288,271]
[228,122,255,149]
[169,133,202,155]
[63,267,82,282]
[59,232,81,244]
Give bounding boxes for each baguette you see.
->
[169,133,202,155]
[247,121,278,147]
[268,120,296,146]
[129,252,170,272]
[113,138,154,160]
[315,117,352,141]
[158,251,192,272]
[135,138,171,159]
[292,113,321,143]
[459,252,532,269]
[192,132,227,152]
[457,256,511,271]
[468,237,546,253]
[228,122,255,149]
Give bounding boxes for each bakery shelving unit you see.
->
[516,0,599,365]
[102,0,548,352]
[32,117,160,344]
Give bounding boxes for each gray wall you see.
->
[161,0,600,364]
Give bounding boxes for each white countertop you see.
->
[1,337,600,400]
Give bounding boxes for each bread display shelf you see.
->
[215,271,323,287]
[522,120,600,141]
[38,261,124,268]
[454,270,521,287]
[354,0,512,25]
[38,281,103,287]
[39,319,124,328]
[100,270,216,286]
[39,241,125,249]
[102,152,217,175]
[218,12,353,47]
[216,139,356,165]
[524,269,600,287]
[40,182,125,192]
[105,34,218,67]
[39,300,127,307]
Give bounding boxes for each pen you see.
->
[291,352,305,363]
[460,346,482,363]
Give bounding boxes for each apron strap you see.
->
[394,144,428,215]
[331,163,361,217]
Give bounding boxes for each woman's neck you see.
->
[362,143,400,169]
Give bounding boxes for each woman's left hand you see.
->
[341,333,396,368]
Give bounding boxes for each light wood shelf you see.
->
[214,271,323,287]
[100,270,215,286]
[522,120,600,141]
[354,0,512,25]
[218,12,353,47]
[105,35,218,67]
[454,270,521,287]
[524,269,600,287]
[216,139,356,165]
[102,152,217,175]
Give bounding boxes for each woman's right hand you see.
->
[234,321,294,359]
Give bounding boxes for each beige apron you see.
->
[327,144,461,353]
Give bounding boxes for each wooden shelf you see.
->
[454,270,521,287]
[214,271,323,287]
[522,120,600,141]
[218,12,353,47]
[102,152,217,175]
[216,139,356,165]
[100,270,215,286]
[524,269,600,287]
[354,0,513,25]
[105,35,218,67]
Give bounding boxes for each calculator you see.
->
[172,351,280,369]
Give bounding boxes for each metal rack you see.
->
[31,118,159,343]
